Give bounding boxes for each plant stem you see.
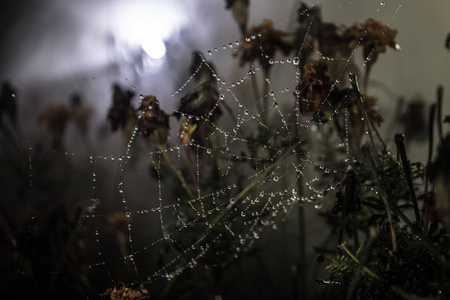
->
[437,86,444,144]
[363,146,446,264]
[425,104,436,194]
[362,146,398,259]
[294,107,307,299]
[249,64,263,116]
[339,242,380,280]
[350,73,379,162]
[194,141,300,246]
[363,62,373,93]
[262,68,271,125]
[395,134,421,223]
[157,144,195,199]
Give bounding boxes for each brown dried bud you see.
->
[175,81,222,123]
[137,96,170,145]
[107,84,135,132]
[295,59,332,115]
[69,93,93,138]
[100,282,149,300]
[343,18,397,62]
[235,19,292,68]
[105,213,130,234]
[39,103,71,146]
[225,0,249,34]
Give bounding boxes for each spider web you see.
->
[3,0,412,298]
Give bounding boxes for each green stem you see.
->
[339,242,380,280]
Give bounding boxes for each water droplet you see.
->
[395,43,401,51]
[269,59,274,64]
[207,50,212,55]
[219,94,224,100]
[293,57,300,65]
[269,90,274,96]
[381,1,385,5]
[228,43,233,48]
[206,148,212,154]
[273,176,279,182]
[139,94,143,99]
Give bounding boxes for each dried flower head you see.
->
[0,81,17,124]
[318,22,345,58]
[400,99,426,141]
[225,0,249,35]
[343,18,397,62]
[190,51,217,84]
[295,59,332,115]
[69,93,93,138]
[343,92,383,150]
[39,103,71,138]
[107,84,135,132]
[343,92,383,126]
[137,96,170,145]
[175,81,222,122]
[235,19,292,68]
[100,282,149,300]
[105,213,130,234]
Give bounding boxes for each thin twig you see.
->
[262,68,271,125]
[349,73,379,162]
[249,64,263,116]
[425,104,436,194]
[437,86,444,144]
[395,134,421,223]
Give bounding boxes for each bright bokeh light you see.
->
[142,34,166,59]
[113,1,187,60]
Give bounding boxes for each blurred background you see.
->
[1,0,449,160]
[1,0,450,299]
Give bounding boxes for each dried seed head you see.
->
[107,84,135,132]
[137,95,170,145]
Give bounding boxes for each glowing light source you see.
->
[112,2,188,61]
[142,34,166,59]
